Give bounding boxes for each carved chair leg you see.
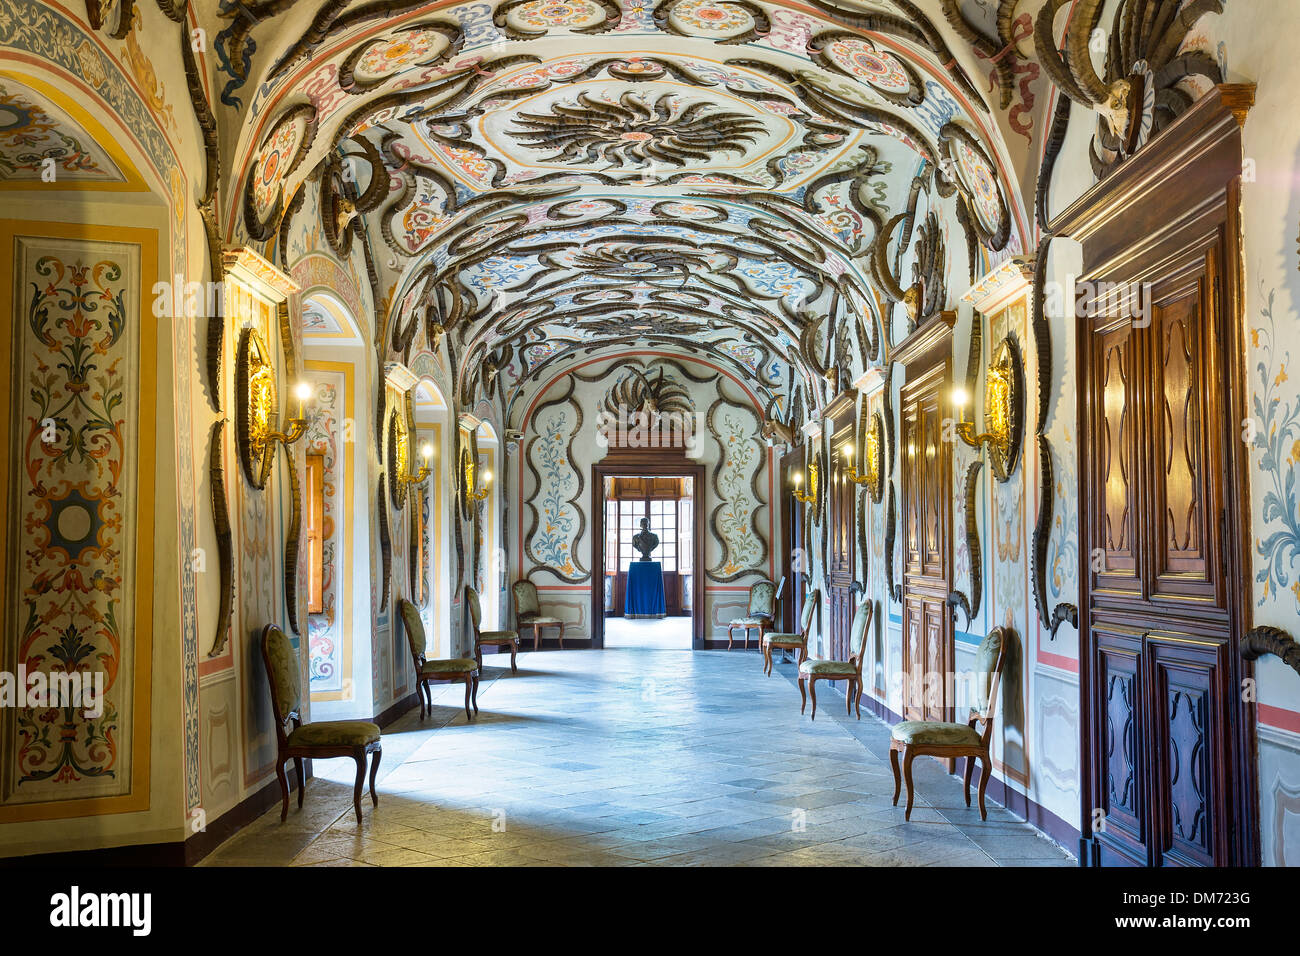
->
[854,681,862,719]
[809,677,818,721]
[471,673,480,714]
[902,747,916,821]
[475,645,484,673]
[295,756,306,808]
[727,626,734,650]
[845,680,853,716]
[889,746,902,805]
[558,623,564,649]
[276,758,290,823]
[352,751,366,825]
[418,680,427,720]
[799,676,807,714]
[962,755,975,807]
[534,624,540,651]
[463,677,473,721]
[369,746,381,806]
[510,640,518,674]
[977,752,992,821]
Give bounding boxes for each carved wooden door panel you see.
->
[1079,235,1246,866]
[901,362,952,723]
[828,432,855,661]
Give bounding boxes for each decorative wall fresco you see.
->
[305,374,344,691]
[1,233,150,811]
[1252,285,1300,613]
[706,389,766,580]
[0,77,121,181]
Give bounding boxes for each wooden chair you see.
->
[260,624,382,825]
[398,598,480,721]
[798,599,873,720]
[760,589,819,676]
[726,578,777,650]
[512,579,566,650]
[890,626,1009,821]
[466,585,519,674]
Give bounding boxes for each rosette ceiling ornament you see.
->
[224,0,1033,418]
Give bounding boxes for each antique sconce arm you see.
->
[400,442,434,490]
[790,470,816,504]
[467,467,492,502]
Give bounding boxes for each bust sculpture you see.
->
[631,517,659,561]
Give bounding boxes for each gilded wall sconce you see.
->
[235,325,312,489]
[387,408,431,510]
[463,446,492,504]
[791,456,818,504]
[842,413,886,503]
[953,335,1024,482]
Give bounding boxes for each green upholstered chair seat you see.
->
[476,629,518,643]
[730,616,768,628]
[288,720,381,749]
[420,658,478,674]
[519,615,563,626]
[799,658,858,676]
[764,632,806,644]
[890,720,980,748]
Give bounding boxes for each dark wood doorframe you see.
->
[591,455,706,648]
[893,312,957,728]
[779,446,805,634]
[826,392,858,661]
[1055,85,1259,866]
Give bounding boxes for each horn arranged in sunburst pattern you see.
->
[508,91,767,168]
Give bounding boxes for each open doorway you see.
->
[603,476,693,648]
[591,460,705,648]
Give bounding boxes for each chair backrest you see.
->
[260,624,302,732]
[748,579,777,618]
[971,626,1009,723]
[513,579,539,618]
[397,597,425,664]
[799,589,820,635]
[464,586,482,632]
[848,600,874,668]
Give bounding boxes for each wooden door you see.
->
[900,361,952,723]
[1078,232,1248,867]
[780,448,806,634]
[827,425,856,660]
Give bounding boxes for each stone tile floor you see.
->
[201,647,1075,867]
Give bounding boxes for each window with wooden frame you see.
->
[305,453,325,614]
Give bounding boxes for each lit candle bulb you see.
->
[421,442,433,461]
[844,444,854,460]
[483,469,492,486]
[293,381,312,420]
[952,386,969,423]
[793,472,803,487]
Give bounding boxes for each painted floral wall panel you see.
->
[525,394,584,582]
[305,371,344,694]
[1,235,147,807]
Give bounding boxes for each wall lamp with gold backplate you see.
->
[235,325,313,489]
[840,412,886,502]
[952,336,1024,482]
[790,456,818,504]
[463,448,492,503]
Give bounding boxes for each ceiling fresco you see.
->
[0,76,126,184]
[209,0,1066,416]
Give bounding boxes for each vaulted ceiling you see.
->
[217,0,1040,414]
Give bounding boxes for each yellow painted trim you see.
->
[0,71,151,193]
[0,219,156,821]
[305,359,357,703]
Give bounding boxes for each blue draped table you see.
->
[625,561,666,619]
